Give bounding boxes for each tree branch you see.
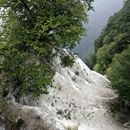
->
[19,0,35,27]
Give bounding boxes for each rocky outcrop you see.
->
[0,52,128,130]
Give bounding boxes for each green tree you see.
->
[94,0,130,73]
[0,0,93,98]
[0,0,93,52]
[107,46,130,101]
[85,54,96,69]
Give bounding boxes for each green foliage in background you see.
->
[85,54,96,69]
[93,0,130,103]
[0,0,93,98]
[107,46,130,101]
[94,0,130,73]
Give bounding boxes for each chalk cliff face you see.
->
[0,52,127,130]
[35,53,126,130]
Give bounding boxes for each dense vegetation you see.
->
[0,0,93,99]
[93,0,130,103]
[107,46,130,101]
[94,0,130,72]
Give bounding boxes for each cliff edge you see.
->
[0,52,128,130]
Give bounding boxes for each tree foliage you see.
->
[94,0,130,73]
[93,0,130,103]
[107,46,130,101]
[0,0,93,52]
[1,51,54,97]
[85,54,96,69]
[61,55,74,67]
[0,0,93,98]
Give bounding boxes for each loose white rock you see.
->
[36,54,127,130]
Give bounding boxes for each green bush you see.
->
[1,51,54,97]
[107,46,130,101]
[85,54,96,69]
[61,56,75,67]
[94,64,102,73]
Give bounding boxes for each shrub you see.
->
[85,54,96,69]
[107,46,130,101]
[1,51,54,97]
[61,56,75,67]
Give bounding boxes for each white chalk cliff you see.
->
[29,52,127,130]
[1,52,128,130]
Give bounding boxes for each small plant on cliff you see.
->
[61,55,75,67]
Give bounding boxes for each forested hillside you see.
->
[94,0,130,103]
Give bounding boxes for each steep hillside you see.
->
[0,52,128,130]
[94,0,130,72]
[93,0,130,108]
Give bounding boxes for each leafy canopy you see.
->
[0,0,93,53]
[0,0,93,98]
[93,0,130,73]
[107,46,130,101]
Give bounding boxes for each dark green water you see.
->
[73,0,124,60]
